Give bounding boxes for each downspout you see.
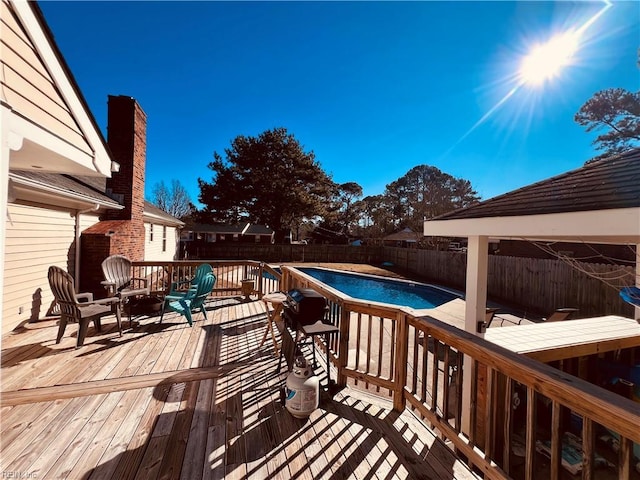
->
[74,204,100,291]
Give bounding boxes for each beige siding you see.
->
[2,203,100,335]
[0,0,92,157]
[144,222,180,261]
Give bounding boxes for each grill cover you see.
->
[283,288,328,327]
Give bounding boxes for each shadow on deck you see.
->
[0,297,477,479]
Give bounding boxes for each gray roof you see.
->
[384,227,420,242]
[10,170,183,226]
[143,202,185,226]
[184,223,249,234]
[184,222,274,235]
[245,224,275,235]
[435,148,640,221]
[10,170,120,207]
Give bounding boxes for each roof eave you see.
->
[9,174,122,211]
[424,207,640,245]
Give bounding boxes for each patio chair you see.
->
[544,307,579,322]
[159,263,213,320]
[160,271,216,326]
[48,266,122,348]
[101,254,150,326]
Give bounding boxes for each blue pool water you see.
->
[298,267,460,309]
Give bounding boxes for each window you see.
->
[162,226,167,252]
[150,224,154,241]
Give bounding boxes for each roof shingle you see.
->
[435,149,640,220]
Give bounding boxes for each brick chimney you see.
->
[105,95,146,226]
[80,96,147,294]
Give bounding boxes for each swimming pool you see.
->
[297,267,460,310]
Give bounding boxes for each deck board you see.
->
[1,297,478,479]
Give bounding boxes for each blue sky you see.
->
[39,1,639,206]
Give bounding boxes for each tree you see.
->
[575,87,640,157]
[355,194,396,239]
[325,182,363,234]
[383,165,479,232]
[196,128,335,241]
[150,179,193,219]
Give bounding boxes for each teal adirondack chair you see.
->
[160,271,216,326]
[160,263,213,320]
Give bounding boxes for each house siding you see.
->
[144,222,180,261]
[2,202,100,334]
[0,0,92,157]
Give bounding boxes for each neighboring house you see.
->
[1,1,182,334]
[181,222,275,244]
[424,148,640,332]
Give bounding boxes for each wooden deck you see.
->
[0,296,478,480]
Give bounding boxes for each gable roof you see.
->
[436,148,640,221]
[424,149,640,245]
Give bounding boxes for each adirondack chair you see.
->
[160,271,216,326]
[101,254,150,326]
[48,266,122,348]
[159,263,213,321]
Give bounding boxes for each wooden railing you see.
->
[132,260,282,299]
[281,265,640,480]
[129,260,639,479]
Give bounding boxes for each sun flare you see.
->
[440,0,613,158]
[519,31,579,86]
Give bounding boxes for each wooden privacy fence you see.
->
[281,265,640,480]
[384,248,636,318]
[185,244,635,317]
[183,242,385,264]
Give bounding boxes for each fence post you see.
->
[393,311,408,412]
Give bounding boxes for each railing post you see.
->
[257,262,264,297]
[166,263,175,294]
[393,311,408,412]
[336,301,350,388]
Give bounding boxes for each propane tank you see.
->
[285,355,319,418]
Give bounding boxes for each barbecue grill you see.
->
[282,288,328,329]
[278,288,338,392]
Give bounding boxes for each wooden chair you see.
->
[101,254,150,326]
[48,266,122,348]
[160,272,216,326]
